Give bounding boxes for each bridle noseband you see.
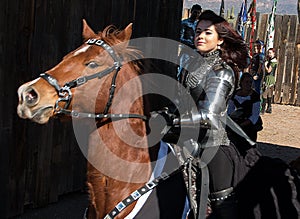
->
[40,38,147,123]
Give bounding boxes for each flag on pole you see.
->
[220,0,225,18]
[266,0,278,50]
[248,0,257,56]
[230,6,235,19]
[237,0,247,39]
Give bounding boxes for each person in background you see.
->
[262,48,277,114]
[249,42,265,95]
[228,73,262,144]
[177,4,202,78]
[255,39,265,54]
[180,4,202,49]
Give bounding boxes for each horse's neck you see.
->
[86,64,162,218]
[87,64,153,179]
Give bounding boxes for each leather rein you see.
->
[39,38,148,123]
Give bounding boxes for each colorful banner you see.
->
[248,0,257,55]
[266,0,278,50]
[237,0,248,39]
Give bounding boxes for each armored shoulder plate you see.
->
[211,62,235,94]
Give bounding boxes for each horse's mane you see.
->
[96,25,143,74]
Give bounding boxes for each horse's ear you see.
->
[117,23,133,42]
[82,19,96,40]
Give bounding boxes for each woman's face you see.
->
[254,46,260,54]
[268,49,275,58]
[194,20,223,53]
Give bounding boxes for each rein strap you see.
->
[58,109,148,121]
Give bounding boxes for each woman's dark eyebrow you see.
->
[196,27,211,31]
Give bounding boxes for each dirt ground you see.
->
[257,104,300,163]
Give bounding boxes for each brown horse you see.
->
[17,21,187,219]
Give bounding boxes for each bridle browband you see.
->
[40,38,148,123]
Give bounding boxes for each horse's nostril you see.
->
[24,88,39,106]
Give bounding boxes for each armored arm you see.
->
[176,65,235,129]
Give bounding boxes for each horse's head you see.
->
[17,20,136,124]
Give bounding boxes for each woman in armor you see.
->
[177,10,249,218]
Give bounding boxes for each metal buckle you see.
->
[116,202,126,211]
[71,110,80,118]
[114,61,121,68]
[146,181,156,189]
[160,172,169,180]
[86,38,96,44]
[76,77,87,85]
[95,40,104,46]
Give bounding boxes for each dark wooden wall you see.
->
[0,0,183,217]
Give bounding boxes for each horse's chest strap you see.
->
[104,165,184,219]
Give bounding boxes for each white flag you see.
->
[266,0,278,50]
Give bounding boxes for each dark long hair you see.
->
[198,10,249,73]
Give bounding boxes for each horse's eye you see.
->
[86,62,99,69]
